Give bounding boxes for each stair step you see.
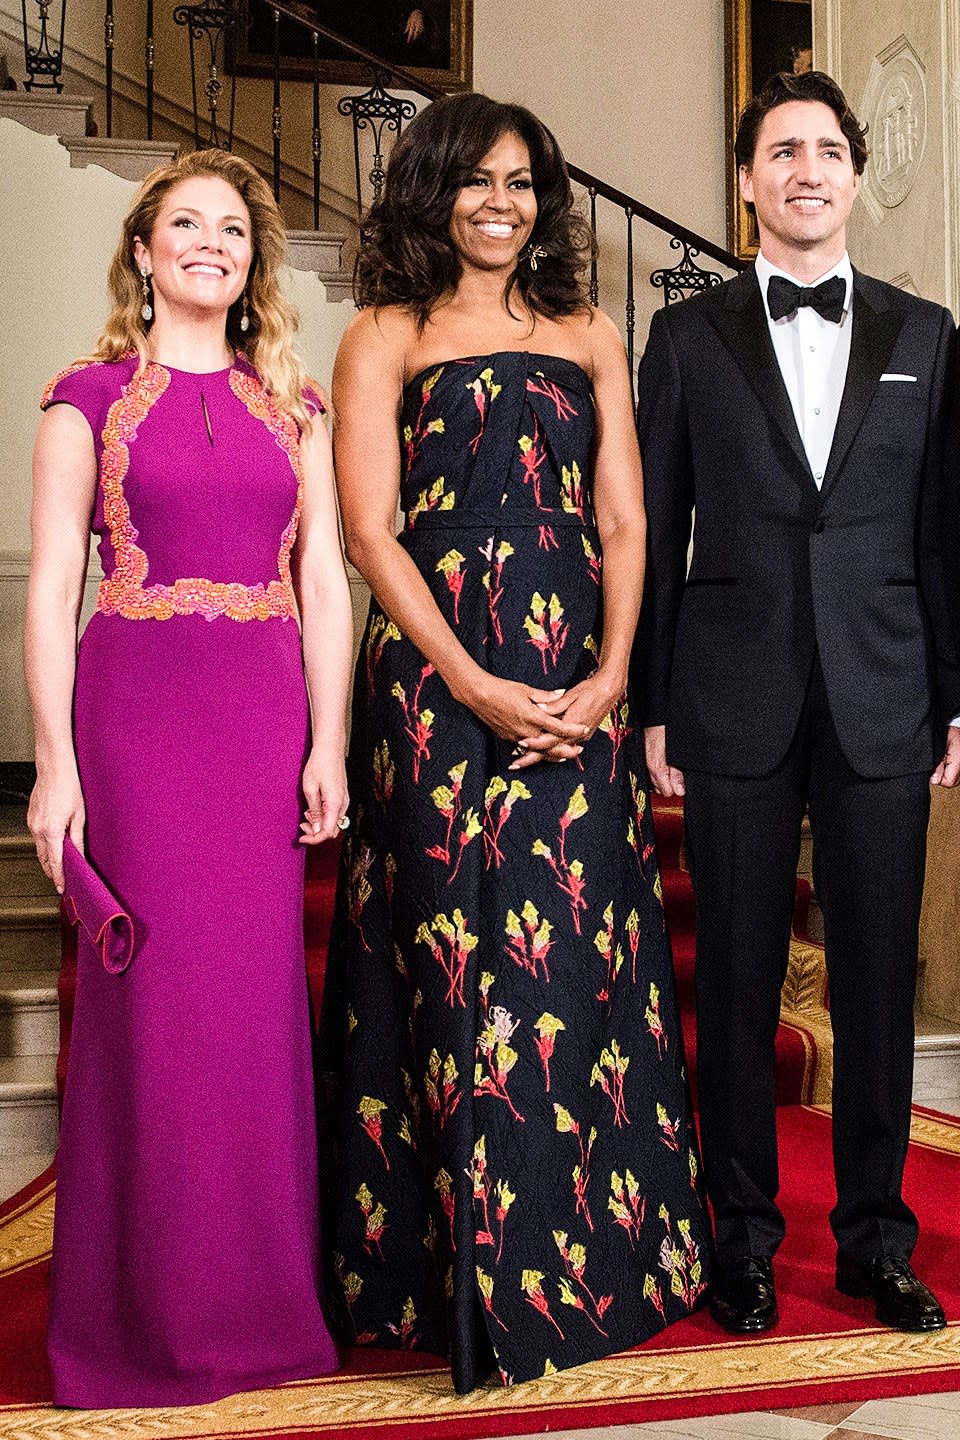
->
[0,897,61,970]
[285,229,352,298]
[0,829,57,902]
[0,1055,58,1158]
[60,135,179,181]
[0,1152,56,1206]
[913,1013,960,1105]
[0,91,93,138]
[0,971,59,1057]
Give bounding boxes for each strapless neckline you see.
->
[402,350,591,397]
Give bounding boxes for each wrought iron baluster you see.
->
[20,0,67,92]
[271,7,281,202]
[650,236,724,308]
[338,70,416,215]
[625,207,635,398]
[104,0,114,130]
[145,0,155,139]
[172,0,239,151]
[311,28,321,231]
[588,187,599,307]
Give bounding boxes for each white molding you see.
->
[0,551,100,583]
[814,0,843,80]
[0,8,358,230]
[0,546,363,590]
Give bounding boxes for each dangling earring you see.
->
[520,243,548,272]
[139,268,153,322]
[239,292,250,334]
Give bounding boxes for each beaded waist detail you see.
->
[95,575,296,622]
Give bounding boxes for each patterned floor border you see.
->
[4,1106,960,1440]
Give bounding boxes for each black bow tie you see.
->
[767,274,846,324]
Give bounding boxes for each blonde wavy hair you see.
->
[93,148,314,426]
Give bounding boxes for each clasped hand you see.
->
[468,670,623,769]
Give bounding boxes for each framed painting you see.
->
[725,0,812,257]
[233,1,472,90]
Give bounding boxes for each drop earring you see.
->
[139,268,153,322]
[239,292,250,334]
[520,243,548,272]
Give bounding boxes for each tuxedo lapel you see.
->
[820,271,905,497]
[706,268,814,485]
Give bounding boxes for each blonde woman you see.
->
[26,149,350,1406]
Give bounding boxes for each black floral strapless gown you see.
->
[321,351,711,1392]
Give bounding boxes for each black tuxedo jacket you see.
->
[632,265,960,779]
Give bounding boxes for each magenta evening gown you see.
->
[41,353,338,1408]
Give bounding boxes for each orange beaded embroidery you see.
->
[83,361,304,623]
[41,358,102,410]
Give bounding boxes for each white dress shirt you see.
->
[755,250,853,488]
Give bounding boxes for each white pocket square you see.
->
[880,373,918,382]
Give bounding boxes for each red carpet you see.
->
[3,1106,960,1437]
[8,800,956,1436]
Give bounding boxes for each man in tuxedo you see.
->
[634,69,960,1335]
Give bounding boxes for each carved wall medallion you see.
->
[861,36,927,212]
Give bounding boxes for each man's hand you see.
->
[931,724,960,787]
[644,724,685,796]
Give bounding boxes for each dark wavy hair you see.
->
[735,70,868,175]
[354,92,595,325]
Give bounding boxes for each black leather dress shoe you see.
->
[709,1256,779,1334]
[835,1253,946,1332]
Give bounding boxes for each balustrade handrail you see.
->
[260,2,744,274]
[566,164,746,274]
[16,0,745,369]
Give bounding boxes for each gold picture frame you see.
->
[725,0,812,258]
[234,2,473,90]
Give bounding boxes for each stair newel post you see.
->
[588,186,599,306]
[311,28,321,231]
[271,7,281,204]
[145,0,154,140]
[624,206,635,404]
[104,0,114,132]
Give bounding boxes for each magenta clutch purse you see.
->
[62,836,135,974]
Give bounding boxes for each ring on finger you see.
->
[337,815,350,830]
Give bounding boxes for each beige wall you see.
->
[474,2,726,250]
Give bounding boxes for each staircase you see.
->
[0,809,59,1201]
[0,90,352,299]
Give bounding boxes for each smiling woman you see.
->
[318,92,713,1395]
[24,149,353,1408]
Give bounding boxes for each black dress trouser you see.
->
[682,660,931,1263]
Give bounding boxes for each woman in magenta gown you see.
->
[25,150,352,1408]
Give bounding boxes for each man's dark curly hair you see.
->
[735,69,868,175]
[354,91,595,325]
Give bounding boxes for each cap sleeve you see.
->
[40,358,130,456]
[303,379,327,420]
